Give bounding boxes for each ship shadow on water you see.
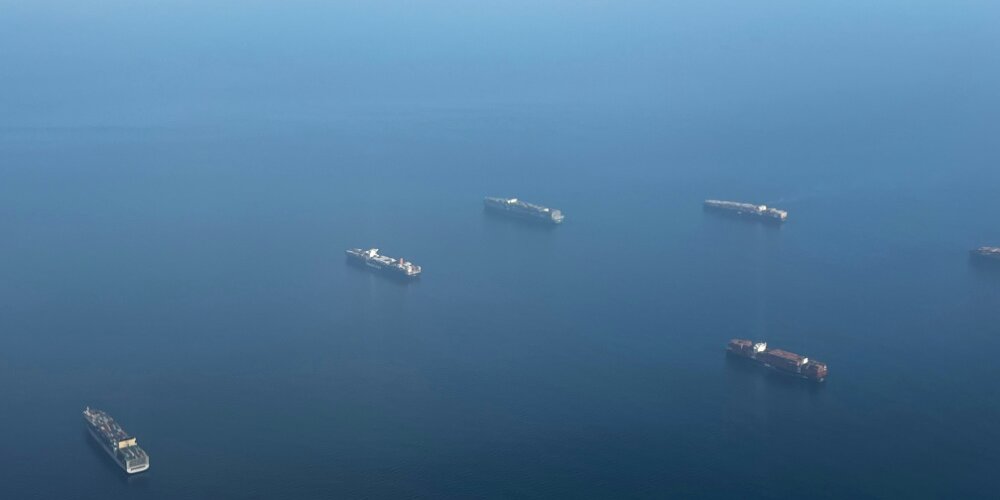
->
[481,209,561,232]
[724,354,825,393]
[82,430,152,487]
[702,210,785,229]
[969,256,1000,278]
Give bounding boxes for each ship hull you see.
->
[483,200,563,224]
[726,349,825,382]
[762,362,825,382]
[345,253,420,279]
[703,204,785,224]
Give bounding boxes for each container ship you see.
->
[970,246,1000,263]
[83,407,150,474]
[484,197,564,224]
[727,339,827,382]
[704,199,787,223]
[346,248,422,278]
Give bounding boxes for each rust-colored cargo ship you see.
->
[727,339,827,382]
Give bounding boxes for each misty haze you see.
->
[2,1,999,499]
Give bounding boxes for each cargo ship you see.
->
[484,197,564,224]
[83,407,150,474]
[727,339,827,382]
[345,248,422,278]
[704,199,787,223]
[970,246,1000,263]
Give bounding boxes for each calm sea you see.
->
[1,2,999,498]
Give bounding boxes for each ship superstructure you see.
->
[704,199,787,223]
[727,339,827,382]
[346,248,422,278]
[83,407,149,474]
[971,246,1000,262]
[484,197,564,224]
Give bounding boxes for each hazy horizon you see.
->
[2,2,999,498]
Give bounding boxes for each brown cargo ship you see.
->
[727,339,827,382]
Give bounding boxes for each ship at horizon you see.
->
[484,197,564,224]
[83,407,149,474]
[704,199,787,223]
[727,339,827,382]
[346,248,422,278]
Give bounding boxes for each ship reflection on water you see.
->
[482,209,561,232]
[724,355,826,393]
[969,248,1000,276]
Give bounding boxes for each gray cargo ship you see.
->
[970,246,1000,263]
[83,407,150,474]
[484,197,564,224]
[346,248,422,278]
[704,199,787,223]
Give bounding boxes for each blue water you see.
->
[2,2,1000,499]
